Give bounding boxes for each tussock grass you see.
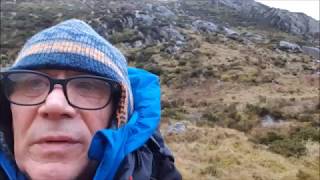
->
[164,124,320,180]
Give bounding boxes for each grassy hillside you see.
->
[164,123,319,180]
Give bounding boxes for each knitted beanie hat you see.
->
[9,19,133,127]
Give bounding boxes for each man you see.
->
[0,19,180,179]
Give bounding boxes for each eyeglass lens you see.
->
[67,78,111,109]
[6,73,50,105]
[4,72,112,109]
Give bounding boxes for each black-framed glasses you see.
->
[0,70,120,110]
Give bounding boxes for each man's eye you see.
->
[76,82,94,90]
[27,79,48,90]
[30,79,44,86]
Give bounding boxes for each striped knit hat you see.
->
[9,19,133,127]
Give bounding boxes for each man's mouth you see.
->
[37,135,79,144]
[32,135,82,154]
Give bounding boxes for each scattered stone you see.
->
[261,115,284,127]
[223,27,240,41]
[278,41,302,53]
[159,26,185,42]
[192,20,219,33]
[123,15,135,28]
[154,5,176,20]
[165,45,181,54]
[133,40,143,48]
[135,11,154,26]
[302,46,320,59]
[241,32,268,44]
[142,3,153,13]
[167,122,187,134]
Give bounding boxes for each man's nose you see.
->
[38,86,76,120]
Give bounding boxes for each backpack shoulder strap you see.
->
[115,129,182,180]
[147,129,182,180]
[146,130,174,160]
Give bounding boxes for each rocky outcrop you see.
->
[249,6,320,36]
[184,0,319,37]
[1,0,318,63]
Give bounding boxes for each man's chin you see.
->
[21,160,88,180]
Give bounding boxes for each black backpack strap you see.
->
[114,152,136,180]
[148,129,182,180]
[114,144,153,180]
[115,129,182,180]
[146,131,174,161]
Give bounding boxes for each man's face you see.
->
[11,70,114,180]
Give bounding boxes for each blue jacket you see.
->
[0,67,161,180]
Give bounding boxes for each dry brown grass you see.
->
[163,123,320,180]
